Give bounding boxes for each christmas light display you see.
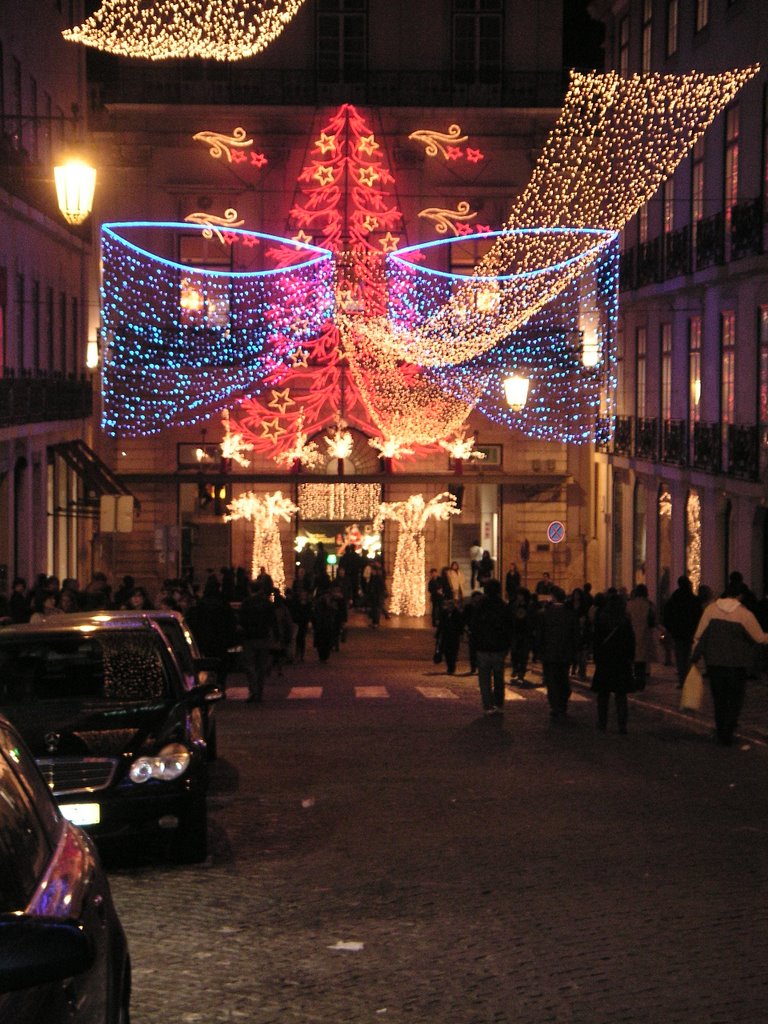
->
[225,490,297,590]
[439,431,486,463]
[421,231,620,443]
[374,492,461,617]
[63,0,308,61]
[297,483,382,521]
[100,222,333,437]
[184,208,245,243]
[220,409,254,467]
[417,201,478,236]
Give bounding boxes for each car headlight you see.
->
[129,744,192,784]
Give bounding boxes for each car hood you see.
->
[0,700,175,758]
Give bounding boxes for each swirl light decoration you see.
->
[225,490,297,590]
[100,222,333,437]
[63,0,308,61]
[373,492,461,617]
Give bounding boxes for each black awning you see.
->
[49,440,139,510]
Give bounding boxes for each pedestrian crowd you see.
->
[431,564,768,744]
[0,544,391,704]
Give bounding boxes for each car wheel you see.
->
[171,799,208,864]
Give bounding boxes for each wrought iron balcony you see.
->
[594,416,613,451]
[91,66,567,109]
[619,247,636,292]
[727,424,759,480]
[0,370,92,427]
[613,415,633,456]
[635,417,659,461]
[662,419,687,466]
[692,422,721,473]
[636,237,662,287]
[695,212,725,270]
[663,226,691,279]
[730,198,763,261]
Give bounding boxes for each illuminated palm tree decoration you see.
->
[225,490,297,591]
[374,492,460,617]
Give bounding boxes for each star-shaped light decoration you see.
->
[314,165,335,186]
[314,132,337,154]
[362,214,380,233]
[358,134,379,156]
[358,166,379,187]
[289,347,310,368]
[378,232,400,253]
[260,417,286,441]
[268,388,295,414]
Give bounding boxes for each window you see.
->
[660,323,672,421]
[666,0,678,56]
[758,307,768,472]
[453,0,503,86]
[662,178,674,234]
[15,273,24,371]
[11,56,22,150]
[28,75,38,162]
[0,42,5,125]
[721,310,736,465]
[618,15,630,76]
[691,138,704,247]
[0,267,6,373]
[633,480,647,585]
[695,0,709,31]
[70,296,79,375]
[636,326,647,418]
[688,315,702,426]
[641,0,652,73]
[31,280,40,372]
[46,286,54,371]
[59,291,67,373]
[724,105,739,258]
[317,0,366,84]
[638,203,649,244]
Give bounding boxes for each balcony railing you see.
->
[727,424,759,480]
[0,371,92,426]
[636,417,658,461]
[730,198,763,261]
[613,415,633,456]
[636,237,662,287]
[664,225,691,279]
[619,247,636,292]
[662,419,687,465]
[692,421,721,473]
[92,67,567,109]
[695,212,725,270]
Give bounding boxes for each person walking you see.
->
[626,583,656,691]
[509,588,532,684]
[537,586,579,719]
[427,568,445,627]
[446,560,466,606]
[435,597,464,675]
[692,577,768,746]
[469,579,512,715]
[591,592,635,734]
[469,539,483,590]
[662,575,702,687]
[239,581,279,702]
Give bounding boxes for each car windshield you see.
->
[0,633,170,703]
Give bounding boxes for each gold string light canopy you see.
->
[63,0,308,61]
[384,66,759,370]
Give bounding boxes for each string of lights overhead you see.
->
[63,0,308,61]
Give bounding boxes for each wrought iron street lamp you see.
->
[54,158,97,224]
[503,372,530,412]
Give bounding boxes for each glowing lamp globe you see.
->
[503,373,530,412]
[54,159,96,224]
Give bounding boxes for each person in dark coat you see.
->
[538,586,579,718]
[469,579,512,713]
[427,568,445,628]
[509,587,532,684]
[436,598,464,675]
[312,590,338,662]
[239,581,279,702]
[186,576,239,693]
[591,592,635,734]
[662,575,703,687]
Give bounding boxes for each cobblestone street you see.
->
[107,615,768,1024]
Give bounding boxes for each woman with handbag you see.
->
[591,591,635,734]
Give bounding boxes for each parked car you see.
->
[0,711,130,1022]
[0,617,220,863]
[69,609,223,760]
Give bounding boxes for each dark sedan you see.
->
[0,712,130,1022]
[0,617,220,863]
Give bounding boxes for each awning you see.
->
[49,440,139,511]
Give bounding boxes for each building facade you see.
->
[591,0,768,603]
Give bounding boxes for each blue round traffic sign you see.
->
[547,520,565,544]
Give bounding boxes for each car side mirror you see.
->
[0,916,94,993]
